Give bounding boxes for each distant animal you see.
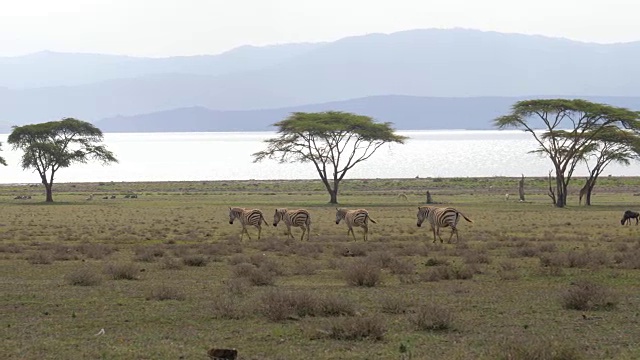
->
[207,348,238,360]
[85,194,94,201]
[397,193,408,201]
[110,195,116,199]
[335,208,377,241]
[505,193,510,201]
[621,210,640,225]
[124,195,130,198]
[273,208,311,241]
[417,206,473,243]
[229,207,268,240]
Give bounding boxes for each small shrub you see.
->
[27,252,53,265]
[368,251,394,268]
[76,243,116,259]
[463,251,492,264]
[183,254,208,267]
[326,316,386,341]
[411,304,454,331]
[104,262,140,280]
[147,284,186,301]
[498,336,584,360]
[424,258,449,267]
[561,280,617,311]
[65,267,103,286]
[0,244,23,253]
[380,295,412,314]
[343,259,382,287]
[134,246,164,262]
[231,263,276,286]
[564,251,591,268]
[160,256,184,270]
[212,296,247,319]
[388,258,416,275]
[223,277,250,297]
[539,253,566,268]
[420,265,454,282]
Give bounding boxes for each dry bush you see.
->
[257,238,287,252]
[160,256,184,270]
[463,251,492,264]
[537,243,558,253]
[334,243,368,257]
[497,335,584,360]
[613,249,640,269]
[182,254,208,267]
[134,246,165,262]
[410,304,454,331]
[392,243,429,257]
[454,265,476,279]
[76,243,116,259]
[497,269,521,280]
[231,263,276,286]
[368,250,394,268]
[228,254,251,265]
[49,244,80,261]
[104,262,140,280]
[147,284,186,301]
[27,252,53,265]
[211,295,248,319]
[561,280,617,311]
[509,246,540,258]
[423,258,449,267]
[343,259,382,287]
[260,289,356,322]
[325,316,386,341]
[379,294,412,314]
[65,266,103,286]
[0,243,23,253]
[248,254,284,275]
[420,265,455,282]
[290,260,321,275]
[289,242,323,258]
[499,261,517,271]
[539,253,567,268]
[222,277,250,297]
[564,251,592,268]
[388,258,416,275]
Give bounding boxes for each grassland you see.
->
[2,176,640,359]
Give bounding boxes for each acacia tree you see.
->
[494,99,639,207]
[0,142,6,166]
[577,127,640,205]
[253,111,407,204]
[8,118,118,202]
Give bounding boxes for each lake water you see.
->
[1,130,639,184]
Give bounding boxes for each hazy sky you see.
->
[1,0,638,57]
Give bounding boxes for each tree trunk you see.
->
[44,182,53,202]
[329,189,338,204]
[585,179,597,206]
[426,191,433,204]
[518,174,525,201]
[554,171,567,208]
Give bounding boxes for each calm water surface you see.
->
[1,130,639,184]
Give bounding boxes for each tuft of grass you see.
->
[27,252,53,265]
[561,280,617,311]
[160,256,184,270]
[343,259,382,287]
[147,284,186,301]
[260,289,356,322]
[379,294,412,314]
[65,266,103,286]
[211,295,247,319]
[410,304,454,331]
[104,262,140,280]
[325,316,386,341]
[231,263,276,286]
[182,254,208,267]
[497,335,584,360]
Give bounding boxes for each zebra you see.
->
[335,208,377,241]
[416,206,473,243]
[228,207,268,240]
[273,208,311,241]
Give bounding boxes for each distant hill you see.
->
[2,28,639,129]
[94,95,640,132]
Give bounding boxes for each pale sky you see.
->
[1,0,638,57]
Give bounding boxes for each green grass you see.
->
[2,177,640,359]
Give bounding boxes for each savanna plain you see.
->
[2,177,640,360]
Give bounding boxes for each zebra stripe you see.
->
[228,207,268,240]
[273,208,311,241]
[416,206,473,243]
[335,208,377,241]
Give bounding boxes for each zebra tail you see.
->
[367,214,378,224]
[459,212,473,223]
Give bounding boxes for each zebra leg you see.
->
[286,224,294,239]
[363,225,368,241]
[348,227,356,241]
[242,225,252,241]
[257,225,262,240]
[436,228,445,243]
[448,226,457,243]
[300,226,306,242]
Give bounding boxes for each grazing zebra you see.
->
[228,207,268,240]
[335,208,377,241]
[416,206,473,243]
[273,208,311,241]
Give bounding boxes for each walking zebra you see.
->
[273,208,311,241]
[228,207,268,240]
[335,208,377,241]
[416,206,473,243]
